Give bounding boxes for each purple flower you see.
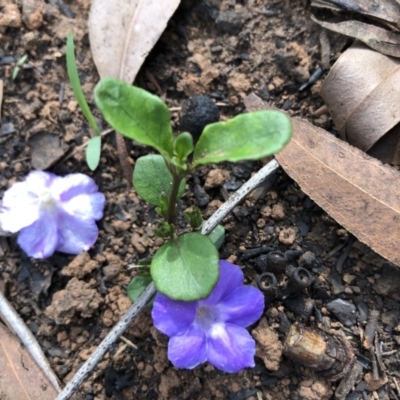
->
[0,171,105,258]
[152,260,264,373]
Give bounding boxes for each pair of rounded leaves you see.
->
[94,78,292,168]
[94,78,292,300]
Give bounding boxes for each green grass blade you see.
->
[66,32,100,136]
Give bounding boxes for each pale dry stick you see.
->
[0,291,62,393]
[56,158,280,400]
[57,282,156,400]
[202,159,280,235]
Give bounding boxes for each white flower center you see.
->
[38,189,57,210]
[196,305,220,332]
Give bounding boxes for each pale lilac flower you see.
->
[0,171,105,258]
[152,260,264,373]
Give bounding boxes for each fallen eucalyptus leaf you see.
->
[0,323,58,399]
[320,42,400,164]
[89,0,181,83]
[245,93,400,267]
[311,15,400,58]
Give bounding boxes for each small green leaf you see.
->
[208,224,225,249]
[127,275,153,303]
[94,78,173,158]
[193,111,292,166]
[85,136,101,170]
[151,233,219,301]
[173,132,193,161]
[133,155,185,206]
[184,207,203,230]
[154,222,174,238]
[66,33,100,136]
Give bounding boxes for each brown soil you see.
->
[1,0,399,399]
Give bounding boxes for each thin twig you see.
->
[201,159,280,235]
[56,282,156,400]
[363,309,380,350]
[56,157,280,400]
[0,291,62,393]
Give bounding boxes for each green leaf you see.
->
[151,233,219,301]
[127,275,153,303]
[208,224,225,249]
[66,33,100,136]
[173,132,193,161]
[193,110,292,166]
[85,136,101,171]
[184,207,203,230]
[94,78,173,158]
[133,154,185,206]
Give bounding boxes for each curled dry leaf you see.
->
[311,0,400,57]
[0,323,58,400]
[320,42,400,165]
[245,93,400,267]
[89,0,181,83]
[312,0,400,30]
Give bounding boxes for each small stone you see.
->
[204,169,230,189]
[252,318,282,371]
[103,264,121,282]
[216,8,250,35]
[227,72,251,93]
[279,227,297,245]
[0,4,22,29]
[271,203,285,220]
[326,299,357,327]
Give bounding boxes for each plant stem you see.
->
[166,173,183,224]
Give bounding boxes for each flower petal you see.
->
[201,260,243,306]
[55,210,99,254]
[207,323,256,373]
[219,286,264,327]
[52,174,105,220]
[168,324,207,369]
[17,213,59,258]
[0,182,39,232]
[53,173,100,200]
[61,193,105,220]
[25,171,56,194]
[152,292,197,337]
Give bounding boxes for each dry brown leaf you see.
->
[245,93,400,267]
[311,16,400,58]
[88,0,181,83]
[320,42,400,164]
[312,0,400,30]
[0,323,58,399]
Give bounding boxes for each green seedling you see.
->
[12,54,28,80]
[94,77,293,302]
[66,32,101,170]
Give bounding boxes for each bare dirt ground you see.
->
[1,0,400,399]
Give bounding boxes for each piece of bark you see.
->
[245,93,400,266]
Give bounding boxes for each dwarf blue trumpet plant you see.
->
[94,78,291,371]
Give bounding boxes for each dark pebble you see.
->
[179,95,219,141]
[326,298,357,327]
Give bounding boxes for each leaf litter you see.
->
[245,93,400,266]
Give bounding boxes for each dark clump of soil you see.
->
[0,0,399,399]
